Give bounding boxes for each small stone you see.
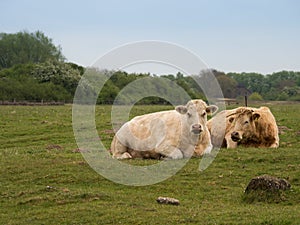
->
[156,196,180,205]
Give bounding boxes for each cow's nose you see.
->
[231,131,239,137]
[231,131,241,141]
[192,124,202,130]
[191,124,202,135]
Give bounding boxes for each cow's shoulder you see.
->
[253,106,278,140]
[254,107,276,123]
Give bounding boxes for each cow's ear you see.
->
[252,113,260,121]
[175,105,188,114]
[206,105,218,115]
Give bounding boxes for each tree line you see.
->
[1,31,300,103]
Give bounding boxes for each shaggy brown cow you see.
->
[206,106,279,148]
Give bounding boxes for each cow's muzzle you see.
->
[191,124,202,135]
[231,131,241,142]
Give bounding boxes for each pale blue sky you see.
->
[1,0,300,74]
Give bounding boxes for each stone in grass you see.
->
[156,196,180,205]
[244,174,291,203]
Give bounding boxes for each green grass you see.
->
[1,103,300,224]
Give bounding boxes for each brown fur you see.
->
[207,106,279,148]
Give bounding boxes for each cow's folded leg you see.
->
[112,152,132,159]
[118,152,132,159]
[194,143,213,156]
[156,145,183,159]
[111,136,132,159]
[269,141,279,148]
[167,148,183,159]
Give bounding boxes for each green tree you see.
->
[31,61,81,94]
[227,72,266,94]
[0,74,71,102]
[98,80,119,104]
[212,70,238,98]
[0,62,80,102]
[249,92,263,101]
[277,92,289,101]
[0,31,64,69]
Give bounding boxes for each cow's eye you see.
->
[244,121,249,125]
[187,112,192,117]
[202,112,206,117]
[229,117,234,123]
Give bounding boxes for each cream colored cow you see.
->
[111,99,218,159]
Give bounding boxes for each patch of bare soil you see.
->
[278,125,292,134]
[46,144,63,150]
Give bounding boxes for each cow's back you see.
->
[116,110,182,152]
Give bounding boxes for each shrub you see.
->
[249,92,263,101]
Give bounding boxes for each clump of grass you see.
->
[243,175,291,203]
[243,189,289,204]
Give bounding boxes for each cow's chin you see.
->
[231,136,241,142]
[231,131,243,142]
[191,129,202,135]
[231,135,242,142]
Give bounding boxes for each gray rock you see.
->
[245,175,291,193]
[156,196,180,205]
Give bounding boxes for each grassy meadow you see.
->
[1,102,300,224]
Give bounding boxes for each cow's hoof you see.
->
[165,149,183,160]
[113,152,132,159]
[121,152,132,159]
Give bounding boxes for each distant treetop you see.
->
[0,30,65,69]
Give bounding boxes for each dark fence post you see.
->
[245,94,248,107]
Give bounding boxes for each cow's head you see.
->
[189,99,218,121]
[229,109,260,142]
[175,99,218,136]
